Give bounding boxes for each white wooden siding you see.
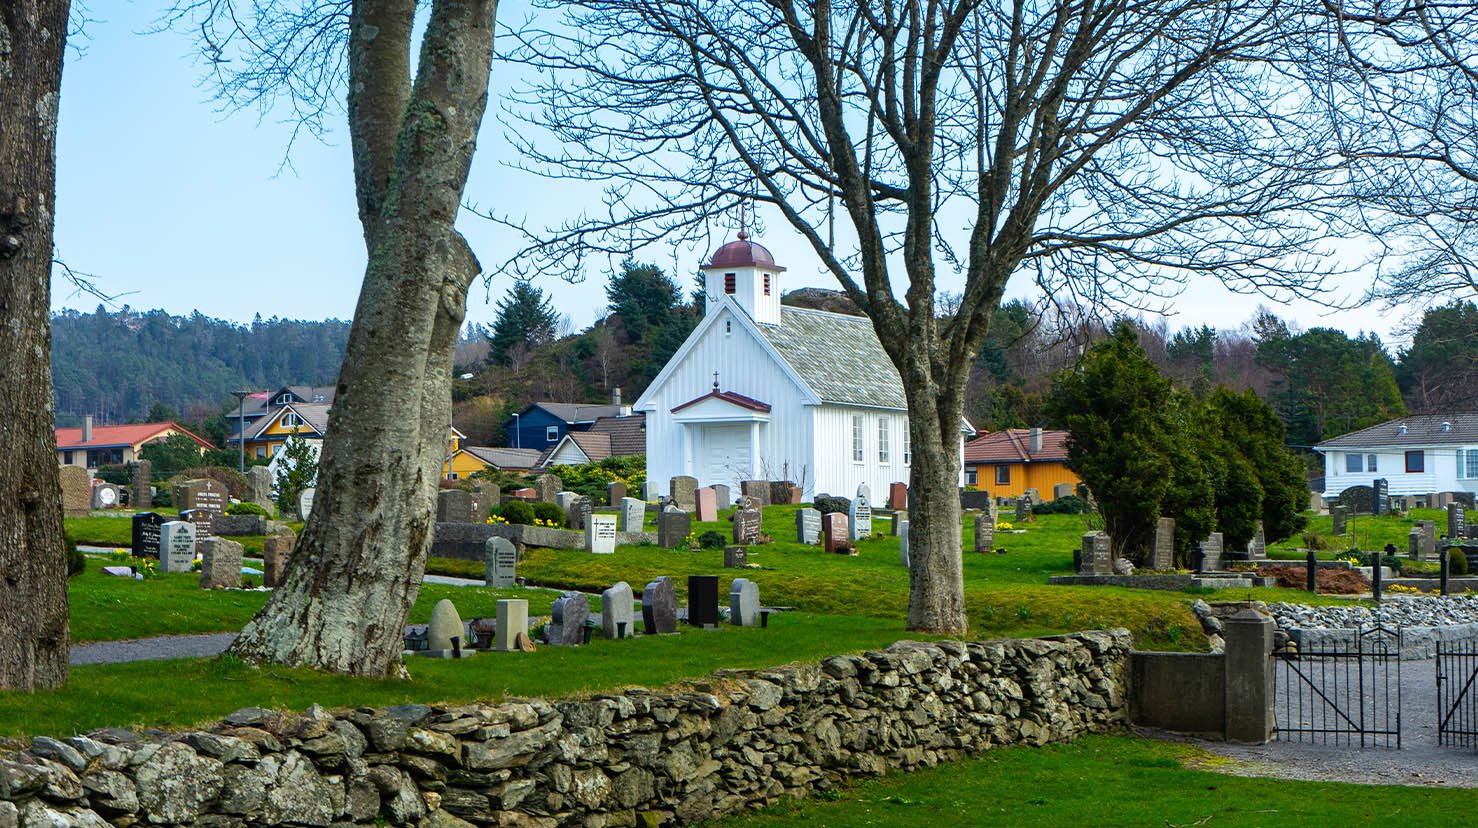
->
[1321,446,1478,496]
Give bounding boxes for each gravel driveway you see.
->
[70,633,238,666]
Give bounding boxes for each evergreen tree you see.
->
[1396,300,1478,412]
[273,431,320,518]
[606,259,681,343]
[1256,327,1405,444]
[1207,388,1309,543]
[488,281,560,366]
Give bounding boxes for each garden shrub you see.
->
[1451,547,1469,576]
[226,501,270,517]
[814,495,851,516]
[1033,495,1088,515]
[532,502,566,526]
[65,533,85,578]
[697,530,726,549]
[1301,530,1330,551]
[501,500,536,525]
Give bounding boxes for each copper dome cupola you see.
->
[698,231,786,325]
[706,230,788,272]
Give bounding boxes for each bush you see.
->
[1451,547,1469,576]
[814,495,851,516]
[65,533,85,578]
[501,500,536,525]
[532,502,566,526]
[697,530,726,549]
[226,501,270,517]
[95,463,134,486]
[1301,530,1331,551]
[1033,495,1089,515]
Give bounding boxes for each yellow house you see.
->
[444,446,545,480]
[962,428,1081,501]
[242,401,466,467]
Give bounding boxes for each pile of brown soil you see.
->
[1257,565,1370,594]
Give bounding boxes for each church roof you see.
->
[703,231,786,272]
[756,306,907,410]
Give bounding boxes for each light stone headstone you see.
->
[427,599,464,653]
[132,459,153,510]
[695,487,718,523]
[297,487,316,521]
[494,599,529,651]
[1053,482,1075,501]
[1151,517,1175,570]
[1332,505,1348,536]
[796,508,822,545]
[619,497,646,532]
[1450,503,1468,540]
[657,508,691,548]
[548,592,590,647]
[900,520,910,567]
[1197,532,1224,573]
[1415,520,1437,561]
[1309,491,1323,513]
[729,578,760,627]
[92,483,120,510]
[732,507,762,545]
[601,582,635,639]
[535,474,562,503]
[712,484,731,511]
[247,466,274,513]
[198,538,243,590]
[973,514,994,554]
[642,576,678,634]
[855,482,871,506]
[669,476,699,511]
[263,533,296,587]
[485,536,518,587]
[437,489,476,523]
[586,514,617,555]
[1023,487,1042,505]
[159,521,196,573]
[58,466,91,518]
[848,493,872,541]
[556,491,579,517]
[890,510,907,537]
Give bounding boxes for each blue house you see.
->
[502,401,625,451]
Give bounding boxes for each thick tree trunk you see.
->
[0,0,71,690]
[227,0,497,677]
[902,376,968,636]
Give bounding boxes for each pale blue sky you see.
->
[52,2,1414,345]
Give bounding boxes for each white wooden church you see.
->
[634,232,970,500]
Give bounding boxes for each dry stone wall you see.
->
[0,631,1130,828]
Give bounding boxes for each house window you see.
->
[276,393,293,404]
[852,415,863,463]
[763,273,771,296]
[1345,453,1363,473]
[904,428,911,465]
[725,320,732,336]
[724,273,736,294]
[878,417,890,463]
[965,467,977,486]
[446,472,459,480]
[1464,449,1478,479]
[281,412,302,429]
[255,445,267,458]
[995,465,1011,485]
[1367,454,1378,472]
[63,451,73,465]
[1405,450,1425,473]
[546,426,560,443]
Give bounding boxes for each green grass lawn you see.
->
[706,733,1469,827]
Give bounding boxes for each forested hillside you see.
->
[51,307,351,427]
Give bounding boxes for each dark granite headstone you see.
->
[641,576,678,634]
[959,489,991,511]
[1450,503,1468,540]
[438,490,477,523]
[132,460,153,510]
[732,507,762,545]
[973,514,994,554]
[687,575,720,627]
[657,508,691,548]
[1078,531,1112,576]
[549,592,590,647]
[607,480,627,507]
[740,480,770,507]
[768,481,794,508]
[1332,504,1348,535]
[724,546,749,568]
[1373,478,1389,515]
[132,512,165,559]
[1014,497,1029,522]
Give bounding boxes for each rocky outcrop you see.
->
[0,631,1130,827]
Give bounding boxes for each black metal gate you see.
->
[1437,637,1478,749]
[1274,625,1402,748]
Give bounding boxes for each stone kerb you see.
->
[0,632,1132,828]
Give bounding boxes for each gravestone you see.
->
[888,482,908,510]
[92,483,120,510]
[263,533,295,587]
[642,576,678,634]
[494,599,529,651]
[1053,483,1074,501]
[796,508,822,544]
[1413,520,1437,561]
[768,481,794,507]
[1197,533,1224,573]
[427,599,464,654]
[695,487,718,523]
[687,575,720,627]
[247,466,274,513]
[823,513,849,555]
[855,481,871,506]
[178,478,229,525]
[297,487,316,521]
[900,520,910,567]
[475,482,502,511]
[1023,487,1042,505]
[159,521,196,573]
[959,489,991,511]
[1078,532,1112,576]
[1450,503,1468,540]
[58,466,91,518]
[724,546,749,568]
[607,480,627,506]
[132,460,153,510]
[1373,478,1389,515]
[1408,527,1423,561]
[619,497,646,532]
[1247,521,1267,560]
[712,484,731,511]
[848,493,872,541]
[548,592,590,647]
[510,487,535,501]
[198,538,243,589]
[574,497,594,531]
[536,474,562,503]
[437,489,477,523]
[586,514,618,555]
[601,581,635,639]
[740,480,770,507]
[657,508,691,548]
[1309,491,1323,513]
[1332,505,1348,535]
[670,476,699,511]
[556,491,579,518]
[729,578,760,627]
[484,537,518,587]
[973,514,994,554]
[891,510,908,537]
[732,507,762,545]
[1014,497,1029,522]
[131,512,165,559]
[1151,517,1175,570]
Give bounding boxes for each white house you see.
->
[634,232,970,500]
[1315,413,1478,497]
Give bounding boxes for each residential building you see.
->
[56,417,214,469]
[962,428,1080,500]
[1315,413,1478,497]
[635,232,969,500]
[501,398,627,451]
[443,446,546,480]
[539,413,647,467]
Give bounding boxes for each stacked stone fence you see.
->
[0,632,1130,828]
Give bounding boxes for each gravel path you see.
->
[70,633,238,666]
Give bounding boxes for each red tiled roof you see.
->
[963,429,1069,464]
[55,422,215,451]
[671,389,772,414]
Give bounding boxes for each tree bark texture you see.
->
[227,0,498,677]
[0,0,71,690]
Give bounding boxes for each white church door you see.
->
[701,423,751,489]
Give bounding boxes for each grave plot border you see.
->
[1273,624,1402,749]
[1437,636,1478,750]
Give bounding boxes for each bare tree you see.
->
[169,0,501,677]
[498,0,1362,633]
[0,0,71,691]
